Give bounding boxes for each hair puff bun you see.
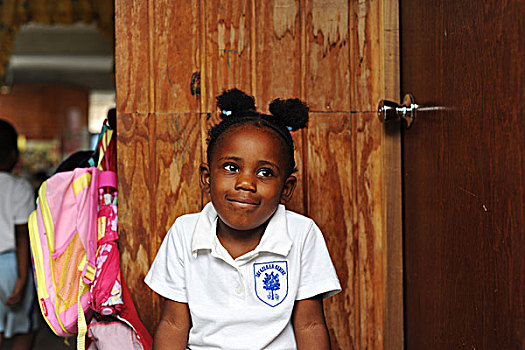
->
[216,88,256,118]
[269,98,309,131]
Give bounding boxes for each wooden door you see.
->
[400,0,524,348]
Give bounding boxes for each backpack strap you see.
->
[77,255,96,350]
[97,128,114,170]
[77,278,89,350]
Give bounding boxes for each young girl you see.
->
[145,89,341,349]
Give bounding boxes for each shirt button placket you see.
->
[234,269,245,297]
[234,284,243,295]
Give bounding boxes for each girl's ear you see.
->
[199,163,211,193]
[280,175,297,204]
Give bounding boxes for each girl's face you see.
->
[200,124,296,233]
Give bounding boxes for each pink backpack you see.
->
[28,167,116,348]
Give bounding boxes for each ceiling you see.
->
[5,23,115,91]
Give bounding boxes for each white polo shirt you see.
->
[0,172,35,254]
[145,202,341,350]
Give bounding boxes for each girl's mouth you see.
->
[226,197,259,207]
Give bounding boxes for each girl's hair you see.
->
[207,89,309,176]
[0,119,19,168]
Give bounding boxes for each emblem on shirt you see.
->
[253,261,288,307]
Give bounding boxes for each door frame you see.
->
[381,0,403,348]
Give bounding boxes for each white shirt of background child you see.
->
[0,172,34,254]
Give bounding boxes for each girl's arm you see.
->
[292,295,331,350]
[154,299,191,350]
[6,224,30,306]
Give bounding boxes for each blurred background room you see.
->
[0,2,114,195]
[0,2,115,348]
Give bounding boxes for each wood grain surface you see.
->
[305,0,351,111]
[115,0,151,113]
[204,0,254,110]
[115,1,400,348]
[152,0,201,113]
[254,0,302,105]
[307,113,356,348]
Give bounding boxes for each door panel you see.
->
[401,1,524,348]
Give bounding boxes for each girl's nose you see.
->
[235,172,256,192]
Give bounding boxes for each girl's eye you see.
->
[257,168,275,177]
[223,163,239,172]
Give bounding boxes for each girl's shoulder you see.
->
[163,211,201,251]
[170,204,216,238]
[284,207,315,224]
[283,206,319,236]
[171,211,202,233]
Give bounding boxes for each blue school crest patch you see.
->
[253,261,288,307]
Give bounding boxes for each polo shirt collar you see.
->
[191,202,292,258]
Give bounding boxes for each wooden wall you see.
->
[115,1,401,349]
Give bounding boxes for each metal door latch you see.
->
[378,94,418,128]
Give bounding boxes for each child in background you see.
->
[145,89,341,349]
[0,119,38,349]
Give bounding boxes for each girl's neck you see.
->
[216,219,269,259]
